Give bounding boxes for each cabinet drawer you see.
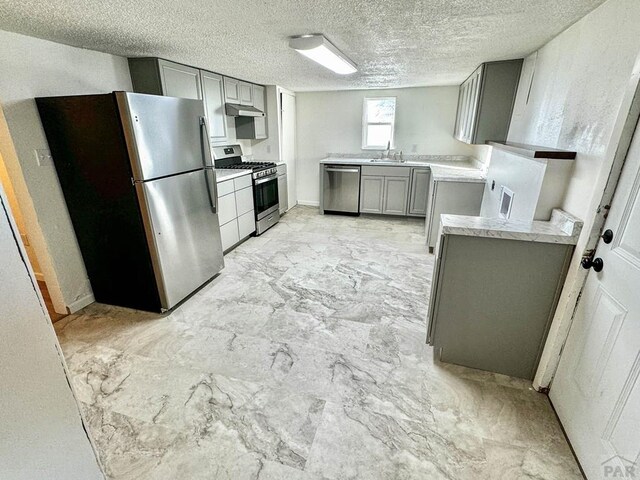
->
[217,179,235,197]
[235,186,254,216]
[218,192,237,226]
[220,218,239,251]
[234,174,252,190]
[362,166,410,177]
[237,210,256,239]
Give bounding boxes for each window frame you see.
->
[361,96,397,150]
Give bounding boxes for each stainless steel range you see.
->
[212,145,280,235]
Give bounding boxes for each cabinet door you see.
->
[237,210,256,239]
[201,71,227,142]
[239,82,253,106]
[224,77,240,103]
[252,84,267,139]
[235,186,254,216]
[383,176,410,215]
[217,192,237,226]
[360,176,384,214]
[158,59,202,100]
[408,168,431,216]
[220,218,239,251]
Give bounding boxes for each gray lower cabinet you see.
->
[425,179,484,250]
[408,168,431,216]
[359,165,411,216]
[382,177,409,215]
[427,234,573,379]
[360,176,384,214]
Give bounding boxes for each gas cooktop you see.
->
[219,161,277,171]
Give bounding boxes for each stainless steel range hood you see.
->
[225,103,265,117]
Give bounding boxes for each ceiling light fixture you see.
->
[289,34,357,75]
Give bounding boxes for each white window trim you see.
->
[362,96,396,150]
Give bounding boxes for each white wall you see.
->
[295,86,476,205]
[508,0,640,229]
[0,30,133,312]
[0,182,103,480]
[505,0,640,388]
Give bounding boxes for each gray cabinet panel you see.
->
[224,77,240,103]
[252,84,267,139]
[360,176,384,214]
[426,181,484,249]
[428,235,573,379]
[382,176,409,215]
[454,59,522,145]
[239,82,253,105]
[408,168,430,216]
[158,59,202,100]
[201,70,227,142]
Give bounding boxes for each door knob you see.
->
[581,256,604,272]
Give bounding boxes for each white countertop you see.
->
[216,169,252,182]
[439,209,583,245]
[320,157,486,183]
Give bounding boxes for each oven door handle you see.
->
[254,175,277,186]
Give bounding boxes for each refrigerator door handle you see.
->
[200,116,214,168]
[204,168,218,214]
[200,116,218,213]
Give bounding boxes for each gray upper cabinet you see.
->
[200,70,227,142]
[454,59,523,145]
[224,77,240,103]
[129,58,202,100]
[252,84,267,139]
[239,82,253,106]
[408,168,430,216]
[382,177,409,215]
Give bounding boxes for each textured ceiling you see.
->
[0,0,605,91]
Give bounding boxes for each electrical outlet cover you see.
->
[34,148,52,166]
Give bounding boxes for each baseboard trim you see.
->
[67,293,95,313]
[296,200,320,207]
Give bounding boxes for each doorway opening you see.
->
[0,104,66,322]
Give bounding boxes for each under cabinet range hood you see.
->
[225,103,265,117]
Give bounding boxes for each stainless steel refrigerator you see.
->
[37,91,224,312]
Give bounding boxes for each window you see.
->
[362,97,396,150]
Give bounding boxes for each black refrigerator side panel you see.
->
[36,94,162,312]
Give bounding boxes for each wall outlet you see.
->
[34,149,52,166]
[266,145,271,154]
[411,144,418,153]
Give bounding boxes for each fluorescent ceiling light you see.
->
[289,34,357,75]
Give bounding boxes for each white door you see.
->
[0,190,103,479]
[281,91,297,210]
[551,122,640,479]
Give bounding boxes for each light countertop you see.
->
[320,156,486,183]
[216,169,252,182]
[439,209,583,245]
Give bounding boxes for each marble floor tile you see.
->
[55,205,582,479]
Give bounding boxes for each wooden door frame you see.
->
[535,51,640,390]
[0,102,67,314]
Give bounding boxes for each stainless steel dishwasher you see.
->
[323,165,361,214]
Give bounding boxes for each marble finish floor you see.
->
[55,206,582,480]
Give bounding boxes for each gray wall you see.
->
[0,29,132,311]
[295,86,478,205]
